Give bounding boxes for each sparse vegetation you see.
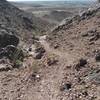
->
[12,47,24,61]
[13,60,23,68]
[32,60,40,73]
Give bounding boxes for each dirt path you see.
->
[39,35,74,64]
[28,35,75,100]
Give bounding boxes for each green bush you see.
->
[13,60,23,68]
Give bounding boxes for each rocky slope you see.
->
[48,5,100,54]
[0,1,100,100]
[45,5,100,100]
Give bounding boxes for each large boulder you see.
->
[0,29,19,48]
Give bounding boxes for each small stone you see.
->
[82,91,88,97]
[79,59,87,66]
[75,58,87,71]
[81,32,88,37]
[95,52,100,61]
[54,44,59,49]
[36,75,40,78]
[60,83,72,91]
[28,47,32,52]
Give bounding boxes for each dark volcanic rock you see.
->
[95,52,100,61]
[0,45,24,61]
[75,58,87,71]
[60,83,72,91]
[35,47,45,54]
[0,30,19,48]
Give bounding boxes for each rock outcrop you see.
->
[0,0,37,68]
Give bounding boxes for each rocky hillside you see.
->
[0,0,32,42]
[48,5,100,54]
[44,5,100,100]
[0,0,51,44]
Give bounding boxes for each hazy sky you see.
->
[7,0,93,1]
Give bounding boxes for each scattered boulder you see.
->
[0,64,12,72]
[89,32,100,42]
[35,46,45,54]
[0,58,12,71]
[33,46,45,59]
[80,8,98,20]
[81,29,100,42]
[85,68,100,85]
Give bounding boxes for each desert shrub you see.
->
[12,48,24,61]
[11,47,24,68]
[13,60,23,68]
[32,30,46,36]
